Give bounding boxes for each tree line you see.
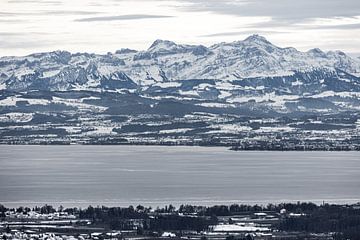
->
[1,202,359,239]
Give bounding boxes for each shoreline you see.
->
[2,198,360,209]
[0,143,359,151]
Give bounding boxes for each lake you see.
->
[0,145,359,207]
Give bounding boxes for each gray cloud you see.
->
[8,0,62,5]
[0,10,101,16]
[0,32,38,37]
[200,30,289,38]
[75,14,173,22]
[0,18,26,23]
[0,39,57,49]
[0,0,358,56]
[199,23,360,41]
[0,31,63,37]
[0,12,15,17]
[43,10,102,16]
[177,0,360,26]
[310,23,360,30]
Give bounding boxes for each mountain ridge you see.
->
[1,34,360,92]
[0,35,359,146]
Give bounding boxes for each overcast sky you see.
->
[0,0,359,56]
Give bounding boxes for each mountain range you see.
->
[1,34,360,92]
[0,35,359,147]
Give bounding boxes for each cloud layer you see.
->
[0,0,359,56]
[179,0,360,21]
[75,14,173,22]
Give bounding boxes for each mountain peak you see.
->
[149,39,177,50]
[115,48,138,54]
[243,34,271,44]
[307,48,326,57]
[2,37,360,90]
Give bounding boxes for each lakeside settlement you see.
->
[1,203,359,240]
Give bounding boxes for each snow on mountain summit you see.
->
[1,35,360,91]
[244,34,272,45]
[148,39,178,50]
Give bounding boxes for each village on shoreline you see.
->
[1,202,359,240]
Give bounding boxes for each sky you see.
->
[0,0,359,56]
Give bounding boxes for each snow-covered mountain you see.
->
[1,35,360,146]
[1,34,360,93]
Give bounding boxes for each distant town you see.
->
[1,202,359,240]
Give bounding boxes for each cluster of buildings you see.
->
[0,208,336,240]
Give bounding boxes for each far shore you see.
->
[0,143,359,151]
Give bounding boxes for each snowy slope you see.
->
[0,34,360,93]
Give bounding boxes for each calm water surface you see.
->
[0,145,359,207]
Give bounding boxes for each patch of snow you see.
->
[84,126,115,136]
[0,83,6,90]
[153,81,181,88]
[0,112,33,123]
[178,89,199,97]
[218,90,232,99]
[312,91,360,98]
[255,126,295,133]
[161,232,176,237]
[42,69,61,78]
[291,79,303,86]
[60,126,82,134]
[209,124,252,133]
[197,102,235,108]
[228,92,299,108]
[159,128,192,134]
[0,96,19,106]
[81,96,101,102]
[0,96,50,106]
[212,224,270,232]
[52,97,107,112]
